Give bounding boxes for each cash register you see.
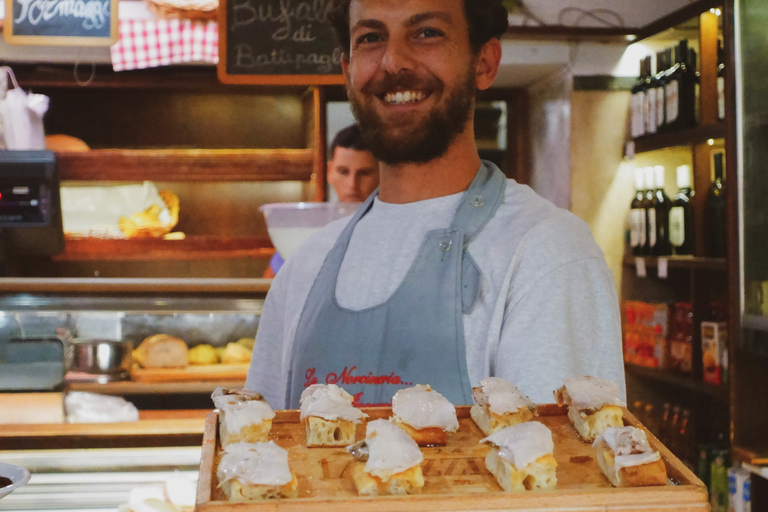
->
[0,150,64,271]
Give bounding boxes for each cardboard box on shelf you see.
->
[702,321,728,385]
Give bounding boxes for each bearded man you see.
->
[246,0,625,408]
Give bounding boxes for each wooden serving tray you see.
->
[195,405,708,512]
[131,364,250,383]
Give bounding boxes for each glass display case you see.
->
[736,0,768,353]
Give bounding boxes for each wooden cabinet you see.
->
[8,65,329,278]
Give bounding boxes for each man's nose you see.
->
[381,38,415,75]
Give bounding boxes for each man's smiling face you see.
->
[343,0,478,165]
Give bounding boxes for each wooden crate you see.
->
[195,405,709,512]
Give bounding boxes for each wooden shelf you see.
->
[622,255,727,270]
[733,445,768,466]
[68,380,246,396]
[54,236,275,261]
[0,277,272,294]
[633,122,726,153]
[625,363,729,400]
[56,148,315,182]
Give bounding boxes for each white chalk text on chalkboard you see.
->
[227,0,343,75]
[14,0,110,32]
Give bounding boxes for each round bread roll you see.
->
[133,334,188,368]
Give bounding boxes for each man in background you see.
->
[326,123,379,203]
[263,123,379,277]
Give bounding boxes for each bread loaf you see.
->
[133,335,188,368]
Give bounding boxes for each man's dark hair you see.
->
[327,0,509,56]
[330,123,368,156]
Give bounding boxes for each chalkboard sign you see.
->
[218,0,345,85]
[3,0,118,46]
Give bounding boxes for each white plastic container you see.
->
[259,202,361,258]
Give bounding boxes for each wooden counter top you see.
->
[68,379,246,395]
[0,278,272,294]
[0,409,210,450]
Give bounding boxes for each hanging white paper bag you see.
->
[0,66,49,150]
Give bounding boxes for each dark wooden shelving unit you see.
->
[625,363,729,400]
[621,6,733,481]
[54,236,276,262]
[622,255,727,271]
[56,149,314,182]
[633,122,726,153]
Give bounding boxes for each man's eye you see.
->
[356,33,381,45]
[418,28,443,38]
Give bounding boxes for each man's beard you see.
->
[348,67,476,165]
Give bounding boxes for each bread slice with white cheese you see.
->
[593,426,668,487]
[347,419,425,496]
[554,375,624,442]
[480,421,557,492]
[216,441,298,501]
[211,387,275,447]
[470,377,536,436]
[391,384,459,447]
[299,384,367,447]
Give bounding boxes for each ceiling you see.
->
[508,0,697,29]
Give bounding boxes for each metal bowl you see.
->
[66,339,133,381]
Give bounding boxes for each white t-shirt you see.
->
[246,179,626,408]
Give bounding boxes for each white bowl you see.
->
[259,202,361,258]
[0,463,31,500]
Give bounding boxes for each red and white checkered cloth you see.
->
[111,19,218,72]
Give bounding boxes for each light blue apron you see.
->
[287,161,507,408]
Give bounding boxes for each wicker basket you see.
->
[119,189,180,239]
[143,0,218,20]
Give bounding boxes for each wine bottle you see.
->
[670,165,695,255]
[631,58,649,138]
[651,165,672,256]
[654,51,668,133]
[705,152,727,258]
[643,57,654,134]
[689,48,700,125]
[630,167,648,255]
[643,166,656,254]
[646,55,659,134]
[717,41,726,121]
[665,40,695,131]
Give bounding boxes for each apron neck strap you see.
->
[450,161,507,246]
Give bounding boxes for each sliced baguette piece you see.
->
[303,416,357,447]
[596,448,668,487]
[351,462,424,496]
[485,448,557,492]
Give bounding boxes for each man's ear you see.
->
[341,53,350,79]
[475,38,502,91]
